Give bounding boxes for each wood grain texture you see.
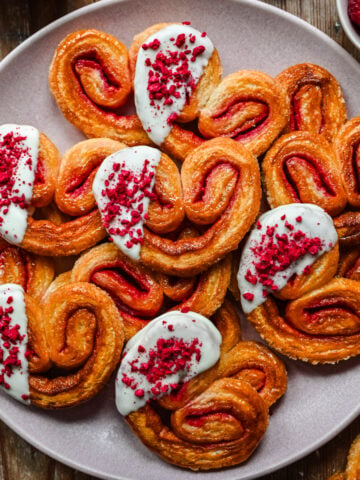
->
[0,0,359,478]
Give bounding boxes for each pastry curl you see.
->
[333,117,360,208]
[276,63,346,142]
[159,300,287,411]
[27,138,107,256]
[127,378,268,471]
[121,302,287,470]
[331,117,360,246]
[198,70,289,156]
[161,124,204,164]
[71,241,231,340]
[55,138,126,216]
[141,138,261,276]
[49,29,150,146]
[29,282,124,408]
[21,210,106,256]
[274,244,339,301]
[0,128,107,256]
[328,435,360,480]
[262,131,347,217]
[0,239,54,302]
[247,278,360,364]
[32,133,60,208]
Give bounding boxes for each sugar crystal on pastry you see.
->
[115,310,222,415]
[0,124,39,245]
[238,203,338,314]
[92,146,161,260]
[134,24,214,145]
[0,284,30,405]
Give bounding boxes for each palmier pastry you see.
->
[198,70,290,156]
[0,238,54,301]
[328,435,360,480]
[0,125,106,256]
[71,241,231,340]
[0,282,124,408]
[262,131,347,217]
[332,117,360,246]
[92,138,261,276]
[49,29,150,146]
[129,23,221,161]
[55,137,127,216]
[334,117,360,208]
[158,300,287,411]
[115,307,285,470]
[235,204,360,364]
[276,63,347,142]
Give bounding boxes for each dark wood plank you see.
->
[0,0,359,478]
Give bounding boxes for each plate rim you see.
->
[1,0,360,479]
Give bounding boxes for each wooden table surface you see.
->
[0,0,360,479]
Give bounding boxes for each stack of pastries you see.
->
[0,21,360,472]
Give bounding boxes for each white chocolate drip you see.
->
[0,284,30,405]
[93,146,161,261]
[238,204,338,314]
[134,24,214,145]
[115,311,222,416]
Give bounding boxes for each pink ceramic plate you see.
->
[0,1,360,479]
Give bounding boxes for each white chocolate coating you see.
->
[134,24,214,145]
[0,124,39,245]
[115,310,222,416]
[0,284,30,405]
[93,146,161,260]
[238,204,338,314]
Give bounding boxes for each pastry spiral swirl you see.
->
[123,301,286,470]
[247,278,360,363]
[0,133,107,256]
[159,300,287,411]
[276,63,346,142]
[332,117,360,246]
[262,131,347,217]
[49,29,150,146]
[127,377,268,471]
[29,282,124,408]
[141,138,261,275]
[198,70,289,156]
[0,239,54,301]
[72,242,231,340]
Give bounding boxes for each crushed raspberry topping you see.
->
[243,220,324,297]
[238,205,338,314]
[121,336,202,398]
[0,131,33,224]
[116,311,222,415]
[0,294,27,391]
[99,157,158,251]
[141,29,208,125]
